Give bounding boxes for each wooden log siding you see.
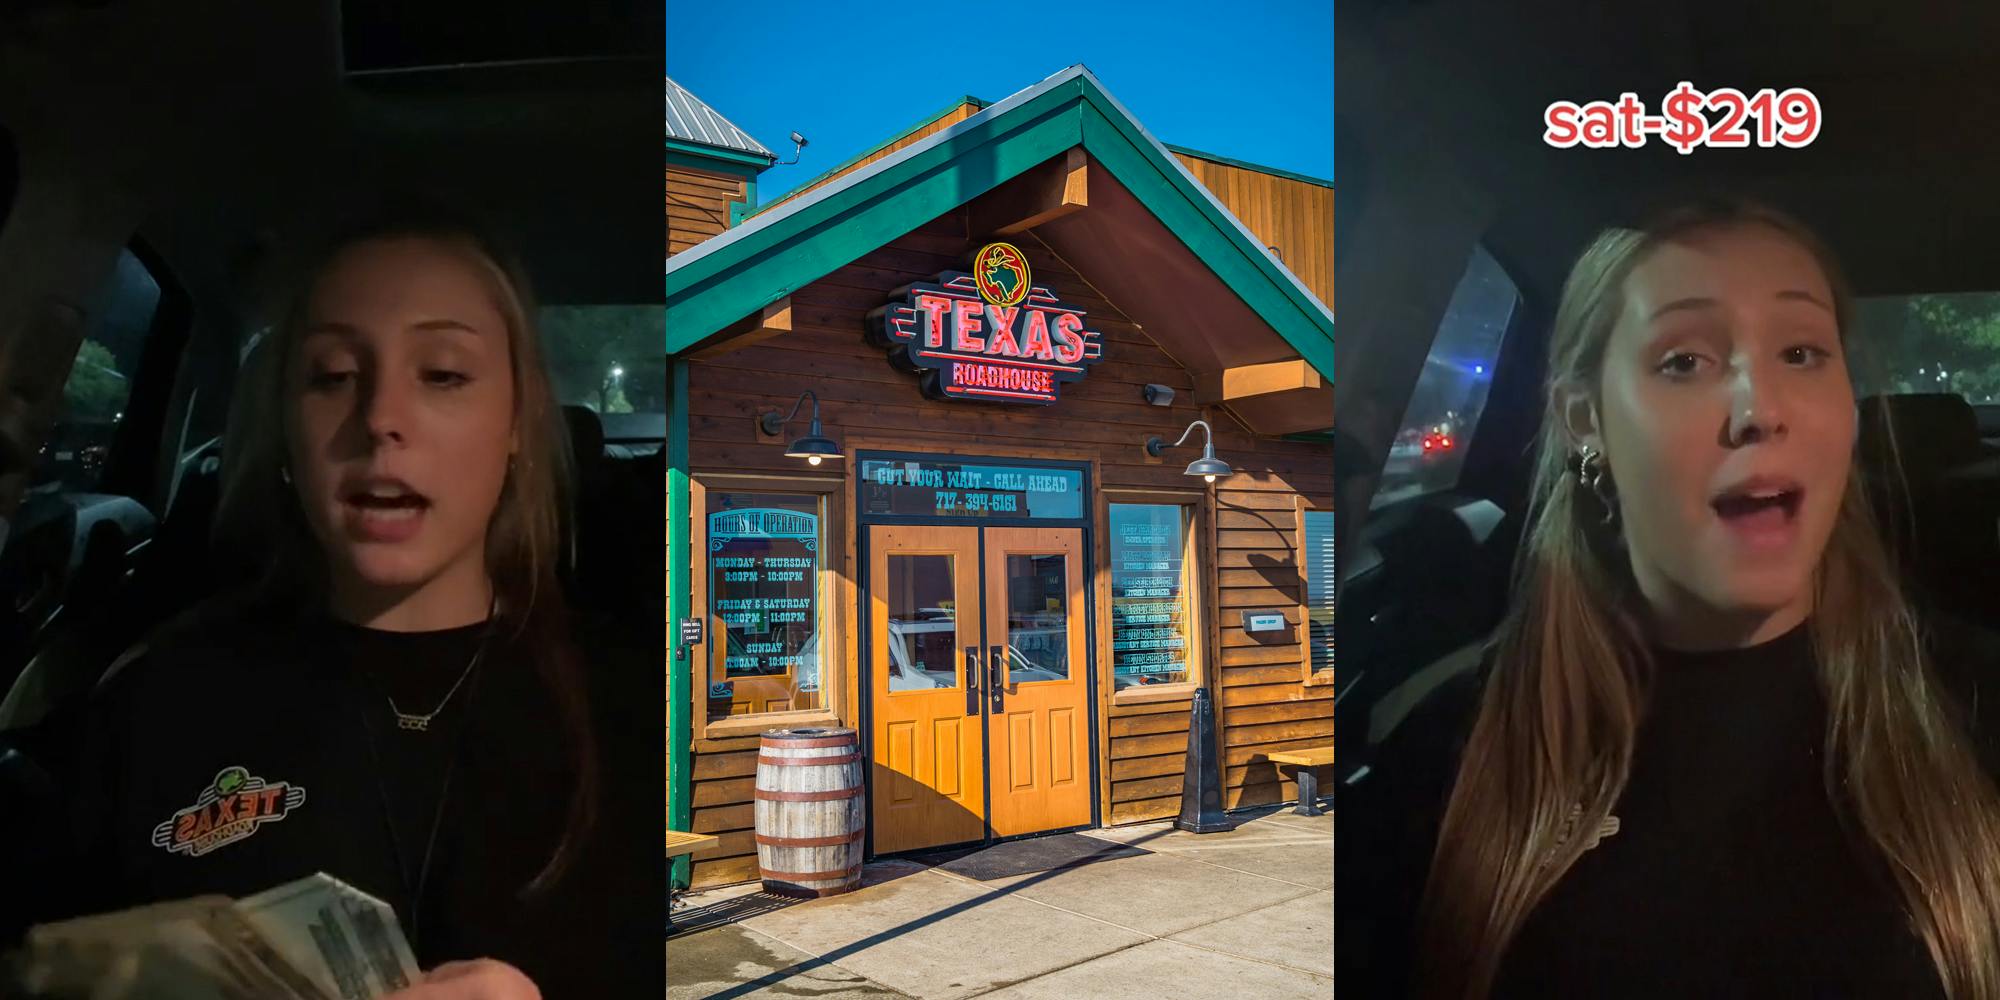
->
[682,211,1332,887]
[761,100,986,216]
[668,165,744,256]
[1170,151,1333,312]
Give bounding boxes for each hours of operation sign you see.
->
[708,506,819,686]
[1110,505,1189,687]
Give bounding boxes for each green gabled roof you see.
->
[665,65,1333,382]
[753,95,992,217]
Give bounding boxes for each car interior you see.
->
[1335,0,2000,784]
[0,0,663,748]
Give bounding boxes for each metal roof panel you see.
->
[664,76,775,160]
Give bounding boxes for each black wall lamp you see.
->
[1146,419,1231,483]
[759,390,843,466]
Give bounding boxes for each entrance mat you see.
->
[911,832,1152,881]
[668,891,803,938]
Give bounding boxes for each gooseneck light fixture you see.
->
[759,390,843,466]
[1146,419,1232,484]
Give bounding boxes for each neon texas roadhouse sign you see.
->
[869,242,1105,405]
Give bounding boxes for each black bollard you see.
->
[1175,687,1233,833]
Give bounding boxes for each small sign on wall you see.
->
[1240,611,1288,633]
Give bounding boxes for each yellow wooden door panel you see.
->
[984,527,1091,838]
[869,525,986,855]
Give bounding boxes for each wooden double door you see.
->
[868,525,1092,855]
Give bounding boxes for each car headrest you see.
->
[1858,393,1982,481]
[562,405,605,478]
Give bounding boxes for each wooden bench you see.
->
[1266,747,1335,817]
[665,831,719,933]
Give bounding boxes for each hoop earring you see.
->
[1575,447,1617,526]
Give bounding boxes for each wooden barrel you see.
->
[754,727,865,897]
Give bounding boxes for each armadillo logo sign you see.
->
[151,766,307,858]
[868,242,1105,405]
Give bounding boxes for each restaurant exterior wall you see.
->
[1170,151,1334,311]
[678,209,1332,888]
[668,164,746,255]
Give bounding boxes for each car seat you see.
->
[1857,393,2000,624]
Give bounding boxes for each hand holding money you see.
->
[6,872,423,999]
[384,959,542,1000]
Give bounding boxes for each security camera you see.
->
[1143,384,1175,406]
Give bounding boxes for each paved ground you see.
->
[666,806,1332,999]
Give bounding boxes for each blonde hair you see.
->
[211,201,596,893]
[1418,200,2000,997]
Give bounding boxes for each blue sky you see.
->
[667,0,1332,203]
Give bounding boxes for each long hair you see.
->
[210,199,598,895]
[1417,200,2000,997]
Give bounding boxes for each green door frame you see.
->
[667,359,693,890]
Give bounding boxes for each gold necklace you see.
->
[388,642,486,731]
[383,595,498,733]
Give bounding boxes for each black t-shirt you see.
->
[1338,615,2000,999]
[1,606,661,999]
[330,617,489,903]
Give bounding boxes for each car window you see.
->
[540,305,665,415]
[0,126,16,236]
[1371,244,1519,508]
[1851,293,2000,405]
[35,248,160,494]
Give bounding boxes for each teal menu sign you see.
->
[858,457,1084,521]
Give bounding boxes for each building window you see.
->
[701,487,828,723]
[1301,507,1334,681]
[1109,502,1198,692]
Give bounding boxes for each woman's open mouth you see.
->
[1710,477,1803,552]
[341,479,431,543]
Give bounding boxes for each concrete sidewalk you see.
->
[665,807,1332,999]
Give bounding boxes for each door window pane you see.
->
[1005,554,1068,682]
[706,492,821,720]
[886,554,959,692]
[1109,504,1192,690]
[1304,510,1334,675]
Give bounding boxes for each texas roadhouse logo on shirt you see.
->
[150,766,306,857]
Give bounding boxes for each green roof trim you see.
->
[666,150,763,181]
[753,95,994,216]
[666,66,1333,383]
[666,138,774,171]
[1165,143,1334,190]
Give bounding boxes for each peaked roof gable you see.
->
[665,65,1332,382]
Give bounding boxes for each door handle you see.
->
[965,647,981,716]
[988,645,1005,714]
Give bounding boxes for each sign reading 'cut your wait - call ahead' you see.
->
[867,242,1106,405]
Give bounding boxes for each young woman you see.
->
[1343,201,2000,998]
[7,204,656,998]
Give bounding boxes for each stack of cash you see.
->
[6,873,421,999]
